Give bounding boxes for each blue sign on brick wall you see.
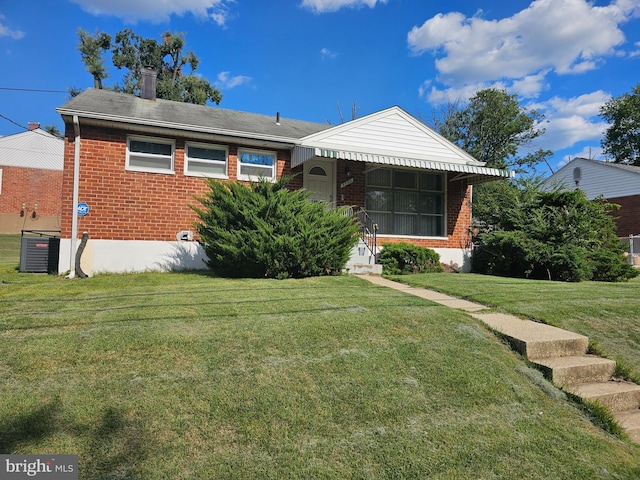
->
[77,202,90,216]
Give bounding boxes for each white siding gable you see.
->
[544,158,640,200]
[0,129,64,170]
[299,106,482,166]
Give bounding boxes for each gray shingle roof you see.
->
[57,89,330,143]
[573,157,640,174]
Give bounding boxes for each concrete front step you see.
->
[566,381,640,413]
[615,410,640,443]
[472,313,588,360]
[532,355,616,386]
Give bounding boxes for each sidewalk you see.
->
[356,274,640,443]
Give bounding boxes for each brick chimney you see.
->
[28,122,40,131]
[140,67,157,101]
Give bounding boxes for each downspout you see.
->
[69,115,81,278]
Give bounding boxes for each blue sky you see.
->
[1,0,639,174]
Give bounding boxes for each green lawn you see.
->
[0,234,21,269]
[387,272,640,384]
[1,239,640,478]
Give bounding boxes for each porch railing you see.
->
[356,208,378,261]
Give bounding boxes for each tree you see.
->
[77,28,112,89]
[76,28,222,106]
[433,88,552,172]
[44,123,62,137]
[600,83,640,165]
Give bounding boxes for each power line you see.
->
[0,87,68,93]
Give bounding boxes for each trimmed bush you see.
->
[192,177,360,279]
[378,242,444,275]
[472,187,638,282]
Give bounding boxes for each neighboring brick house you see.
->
[0,123,64,234]
[56,87,511,276]
[543,157,640,238]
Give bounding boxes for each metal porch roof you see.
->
[292,146,513,183]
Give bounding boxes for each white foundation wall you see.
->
[58,239,209,275]
[57,240,472,276]
[432,247,472,272]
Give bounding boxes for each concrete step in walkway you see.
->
[356,274,640,443]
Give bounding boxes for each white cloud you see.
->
[630,41,640,57]
[320,48,338,60]
[0,14,24,39]
[217,71,252,89]
[408,0,639,98]
[529,91,610,151]
[70,0,232,25]
[301,0,387,14]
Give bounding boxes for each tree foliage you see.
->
[192,177,360,279]
[77,28,112,89]
[472,184,637,282]
[76,28,222,106]
[600,83,640,165]
[433,88,552,172]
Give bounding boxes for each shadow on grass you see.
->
[83,406,148,479]
[0,400,148,479]
[0,396,61,453]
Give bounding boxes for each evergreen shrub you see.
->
[472,187,638,282]
[378,242,444,275]
[191,177,359,279]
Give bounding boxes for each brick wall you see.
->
[0,165,62,233]
[61,125,292,240]
[0,165,62,216]
[607,194,640,237]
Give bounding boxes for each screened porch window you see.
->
[365,168,445,237]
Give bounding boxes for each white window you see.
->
[237,148,277,182]
[127,136,174,174]
[185,142,228,178]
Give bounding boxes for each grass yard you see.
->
[1,237,640,478]
[387,273,640,384]
[0,234,21,269]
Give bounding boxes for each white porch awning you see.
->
[292,146,513,184]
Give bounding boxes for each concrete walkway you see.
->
[357,274,640,443]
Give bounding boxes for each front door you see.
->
[303,159,335,207]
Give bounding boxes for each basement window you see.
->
[126,136,174,174]
[237,148,276,182]
[185,142,228,178]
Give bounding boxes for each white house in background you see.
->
[543,157,640,237]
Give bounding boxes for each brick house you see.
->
[0,123,64,234]
[56,87,511,276]
[543,157,640,238]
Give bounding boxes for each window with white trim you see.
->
[126,136,174,174]
[237,148,277,182]
[365,168,445,237]
[185,142,228,178]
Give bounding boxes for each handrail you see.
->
[355,208,378,261]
